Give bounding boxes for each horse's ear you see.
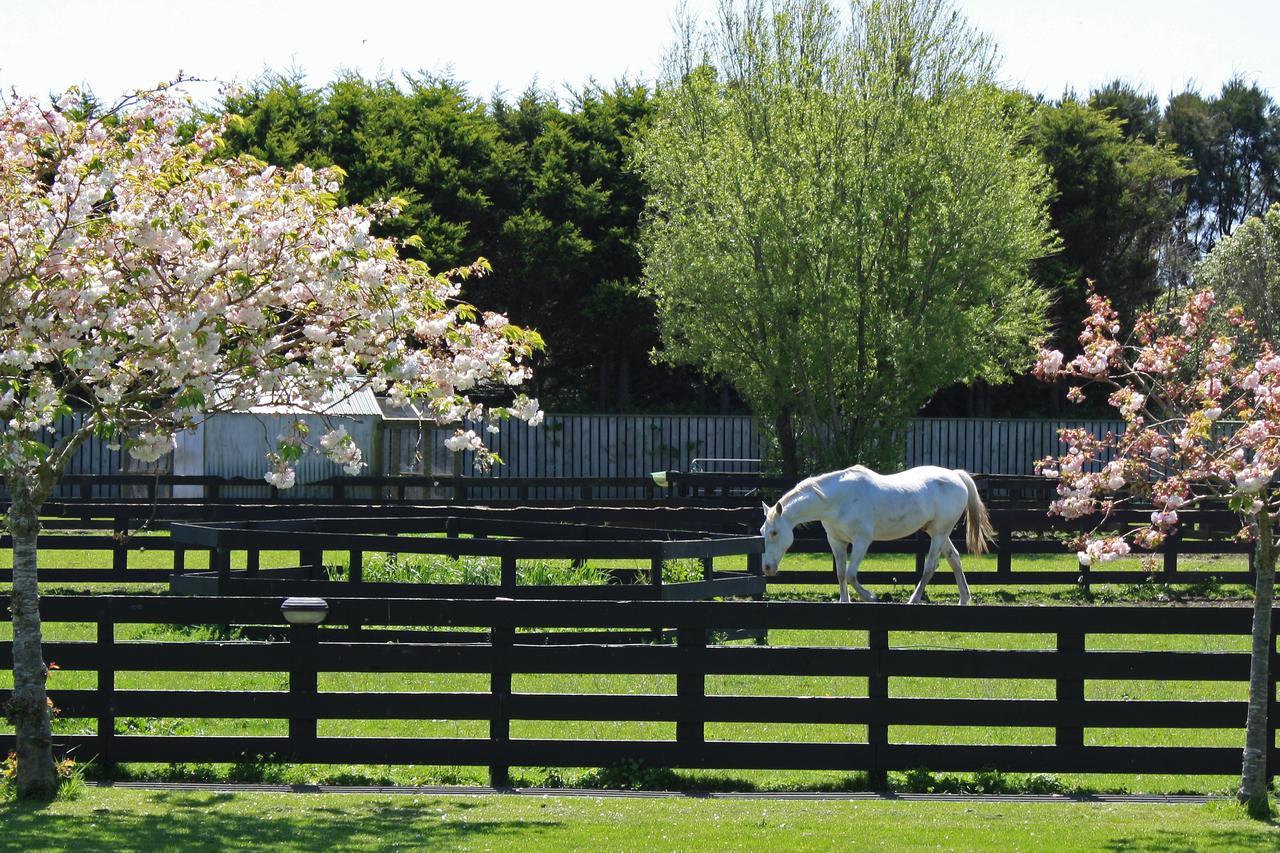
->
[762,501,772,519]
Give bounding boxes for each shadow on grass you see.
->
[2,791,561,852]
[1100,827,1279,851]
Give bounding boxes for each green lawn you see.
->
[1,788,1276,852]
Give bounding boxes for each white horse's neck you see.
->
[779,480,831,526]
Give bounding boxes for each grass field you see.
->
[0,542,1267,796]
[2,788,1278,851]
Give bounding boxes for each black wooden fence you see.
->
[165,512,763,602]
[0,472,1069,506]
[0,595,1270,785]
[3,503,1255,591]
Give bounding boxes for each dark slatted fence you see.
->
[3,501,1255,591]
[0,596,1269,783]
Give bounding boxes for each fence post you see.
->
[489,615,514,788]
[867,627,889,790]
[650,558,665,642]
[173,547,185,575]
[747,552,766,644]
[501,555,517,595]
[282,598,328,761]
[446,517,460,560]
[112,517,128,580]
[996,524,1012,579]
[301,548,323,580]
[676,626,706,764]
[1162,533,1179,580]
[1056,632,1085,753]
[97,618,115,775]
[213,546,231,592]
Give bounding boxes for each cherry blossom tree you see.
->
[1035,286,1276,814]
[0,84,542,797]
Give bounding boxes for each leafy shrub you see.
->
[358,553,611,587]
[579,759,683,790]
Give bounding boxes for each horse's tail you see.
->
[956,469,994,555]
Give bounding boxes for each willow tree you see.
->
[638,0,1054,477]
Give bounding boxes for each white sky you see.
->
[1,1,1277,105]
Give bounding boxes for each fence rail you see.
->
[3,502,1254,591]
[0,595,1271,784]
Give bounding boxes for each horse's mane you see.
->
[779,473,827,509]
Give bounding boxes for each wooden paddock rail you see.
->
[0,595,1272,786]
[164,514,765,603]
[0,503,1258,590]
[7,472,1060,507]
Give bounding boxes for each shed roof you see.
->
[246,385,383,417]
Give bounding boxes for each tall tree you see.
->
[0,85,541,797]
[222,73,719,413]
[638,0,1054,477]
[1165,77,1280,252]
[222,71,516,266]
[1088,79,1160,143]
[1029,98,1190,341]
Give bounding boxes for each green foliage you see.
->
[355,553,612,586]
[659,558,705,583]
[578,760,684,790]
[1196,203,1280,342]
[1089,79,1162,143]
[638,0,1055,474]
[219,71,708,413]
[1,752,85,802]
[1028,97,1191,344]
[896,767,1067,796]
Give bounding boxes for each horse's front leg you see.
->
[846,539,876,602]
[827,532,850,603]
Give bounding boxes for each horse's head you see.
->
[759,501,793,577]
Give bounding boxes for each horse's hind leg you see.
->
[846,539,876,602]
[908,536,945,605]
[945,541,972,606]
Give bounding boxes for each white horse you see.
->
[759,465,994,605]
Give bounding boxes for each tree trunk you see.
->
[775,408,799,482]
[1239,508,1275,815]
[6,495,58,798]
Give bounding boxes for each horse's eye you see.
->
[769,530,777,537]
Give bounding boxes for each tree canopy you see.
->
[638,0,1055,475]
[220,72,716,413]
[1196,202,1280,343]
